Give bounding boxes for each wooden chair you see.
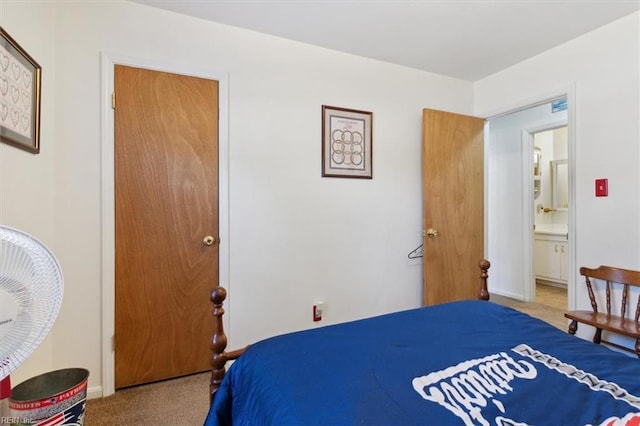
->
[565,265,640,357]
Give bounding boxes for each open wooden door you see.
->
[422,108,484,305]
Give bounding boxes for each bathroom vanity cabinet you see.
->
[534,229,568,285]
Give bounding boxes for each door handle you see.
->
[425,228,439,238]
[203,236,217,246]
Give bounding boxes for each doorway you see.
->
[100,53,231,397]
[486,94,574,318]
[531,126,569,310]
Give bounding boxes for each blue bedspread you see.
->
[204,301,640,425]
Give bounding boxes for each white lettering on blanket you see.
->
[513,344,640,410]
[412,352,537,426]
[413,345,640,426]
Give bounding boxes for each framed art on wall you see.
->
[322,105,372,179]
[0,27,42,154]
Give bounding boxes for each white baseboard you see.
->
[491,289,525,301]
[87,385,103,400]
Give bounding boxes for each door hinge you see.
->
[112,92,116,109]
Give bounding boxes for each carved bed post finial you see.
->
[478,259,491,301]
[210,286,228,403]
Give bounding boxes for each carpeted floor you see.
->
[85,284,568,425]
[491,282,568,330]
[85,372,210,425]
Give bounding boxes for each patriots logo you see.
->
[34,400,85,426]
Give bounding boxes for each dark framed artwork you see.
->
[0,27,42,154]
[321,105,372,179]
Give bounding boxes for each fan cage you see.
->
[0,226,64,380]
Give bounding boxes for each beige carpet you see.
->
[85,372,210,425]
[85,285,567,424]
[491,282,568,330]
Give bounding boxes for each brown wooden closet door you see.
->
[422,108,484,305]
[114,65,219,388]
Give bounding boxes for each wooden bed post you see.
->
[210,286,229,403]
[478,259,490,301]
[210,286,248,403]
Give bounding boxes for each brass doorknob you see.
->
[203,236,216,246]
[425,228,438,238]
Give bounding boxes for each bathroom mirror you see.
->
[551,159,568,210]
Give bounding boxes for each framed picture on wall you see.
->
[0,27,42,154]
[321,105,372,179]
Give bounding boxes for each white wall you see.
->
[476,12,640,316]
[1,0,474,396]
[0,1,57,386]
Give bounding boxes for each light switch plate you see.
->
[595,178,608,197]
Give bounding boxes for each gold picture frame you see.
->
[322,105,372,179]
[0,27,42,154]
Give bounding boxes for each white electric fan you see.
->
[0,226,64,413]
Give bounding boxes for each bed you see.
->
[204,260,640,425]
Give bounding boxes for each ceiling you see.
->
[130,0,640,81]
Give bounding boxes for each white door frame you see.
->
[479,85,576,310]
[100,52,231,397]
